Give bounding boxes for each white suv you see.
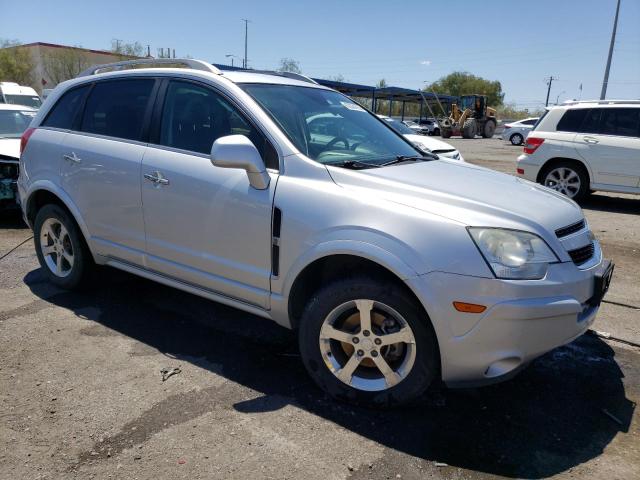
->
[517,100,640,201]
[18,59,613,407]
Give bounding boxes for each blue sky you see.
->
[3,0,639,109]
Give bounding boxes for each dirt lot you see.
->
[1,139,639,479]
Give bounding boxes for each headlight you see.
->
[468,228,559,280]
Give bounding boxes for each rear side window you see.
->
[80,79,154,141]
[579,108,601,134]
[42,85,90,129]
[600,108,640,137]
[556,109,589,132]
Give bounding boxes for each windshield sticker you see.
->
[341,101,365,112]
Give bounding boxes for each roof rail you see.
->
[77,58,221,77]
[562,99,640,105]
[217,66,318,85]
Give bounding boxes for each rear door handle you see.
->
[62,152,82,164]
[144,171,170,186]
[583,137,599,144]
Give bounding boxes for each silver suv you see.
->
[18,59,613,407]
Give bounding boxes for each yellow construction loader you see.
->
[438,95,497,139]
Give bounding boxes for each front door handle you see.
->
[144,171,170,186]
[583,137,599,144]
[62,152,82,164]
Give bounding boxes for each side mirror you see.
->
[211,135,270,190]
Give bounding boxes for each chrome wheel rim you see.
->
[40,218,74,278]
[544,167,581,198]
[511,134,522,145]
[319,299,417,392]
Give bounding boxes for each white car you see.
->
[379,115,463,161]
[501,117,539,145]
[0,104,37,210]
[402,120,429,135]
[0,82,43,109]
[19,59,612,407]
[517,100,640,201]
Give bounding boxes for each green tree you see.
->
[278,58,301,74]
[426,71,505,106]
[0,39,34,86]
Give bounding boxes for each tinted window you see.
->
[5,95,42,108]
[556,109,589,132]
[159,81,278,169]
[42,85,89,129]
[522,119,537,126]
[81,79,154,141]
[579,108,601,134]
[600,108,640,137]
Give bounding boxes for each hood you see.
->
[403,134,456,152]
[327,159,583,233]
[0,138,20,161]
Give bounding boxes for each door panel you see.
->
[141,147,276,307]
[574,134,640,187]
[60,133,147,263]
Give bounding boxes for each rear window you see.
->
[600,108,640,137]
[80,79,154,141]
[42,85,90,130]
[556,109,589,132]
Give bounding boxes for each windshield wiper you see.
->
[325,160,381,169]
[381,155,434,167]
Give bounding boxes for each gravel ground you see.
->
[1,139,638,479]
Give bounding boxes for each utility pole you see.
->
[601,0,621,100]
[544,76,558,107]
[242,19,251,68]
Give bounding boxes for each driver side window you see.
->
[159,81,278,169]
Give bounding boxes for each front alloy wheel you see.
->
[299,277,439,407]
[319,299,417,391]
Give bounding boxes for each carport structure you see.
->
[313,79,457,121]
[213,63,456,122]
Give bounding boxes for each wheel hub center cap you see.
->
[359,337,373,351]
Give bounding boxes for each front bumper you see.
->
[408,256,609,387]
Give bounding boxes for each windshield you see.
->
[382,117,415,135]
[0,110,36,138]
[241,84,419,166]
[5,94,42,109]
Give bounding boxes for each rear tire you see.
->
[433,128,441,136]
[462,119,477,138]
[34,204,93,290]
[510,133,524,145]
[539,161,589,202]
[298,277,439,408]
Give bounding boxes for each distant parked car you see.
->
[517,100,640,201]
[379,115,463,161]
[0,104,37,210]
[402,120,429,135]
[0,82,42,109]
[413,118,440,136]
[501,117,539,145]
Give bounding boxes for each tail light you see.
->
[503,125,511,130]
[20,127,36,155]
[524,137,544,154]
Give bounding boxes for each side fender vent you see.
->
[272,207,282,277]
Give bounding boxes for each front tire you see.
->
[482,119,496,138]
[34,204,93,290]
[298,277,439,408]
[462,118,477,138]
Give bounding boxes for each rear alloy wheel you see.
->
[34,204,93,289]
[510,133,524,145]
[541,162,589,201]
[299,277,438,407]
